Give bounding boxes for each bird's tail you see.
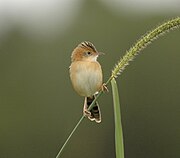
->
[83,95,101,123]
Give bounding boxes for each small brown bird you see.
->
[69,41,105,123]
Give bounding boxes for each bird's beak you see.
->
[97,52,105,55]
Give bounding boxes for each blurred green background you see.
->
[0,0,180,158]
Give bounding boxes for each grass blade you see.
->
[111,78,124,158]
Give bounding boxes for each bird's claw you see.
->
[83,108,91,117]
[101,83,109,92]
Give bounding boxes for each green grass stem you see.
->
[111,78,124,158]
[55,17,180,158]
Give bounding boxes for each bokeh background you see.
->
[0,0,180,158]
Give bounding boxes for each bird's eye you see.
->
[84,51,91,56]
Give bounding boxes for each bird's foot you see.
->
[101,83,109,92]
[83,108,91,117]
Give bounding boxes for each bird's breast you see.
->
[70,61,102,97]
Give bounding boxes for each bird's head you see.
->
[71,41,103,62]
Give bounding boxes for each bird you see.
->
[69,41,106,123]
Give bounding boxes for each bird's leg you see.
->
[101,83,109,92]
[83,97,91,117]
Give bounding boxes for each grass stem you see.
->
[55,17,180,158]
